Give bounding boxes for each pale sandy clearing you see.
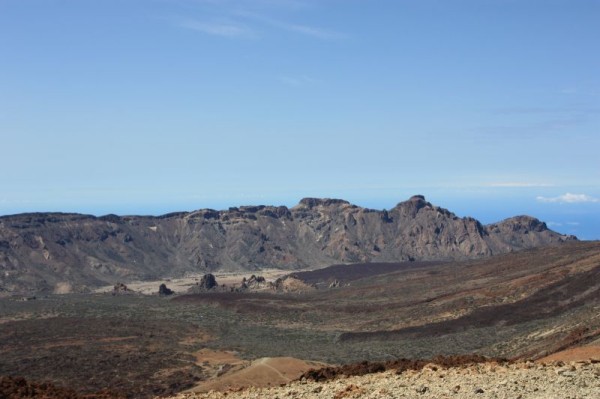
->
[93,268,293,295]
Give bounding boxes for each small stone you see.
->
[416,385,428,394]
[557,369,576,377]
[474,388,484,394]
[452,385,461,393]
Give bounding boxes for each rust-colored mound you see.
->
[189,357,326,393]
[538,345,600,363]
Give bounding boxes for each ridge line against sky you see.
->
[0,0,598,238]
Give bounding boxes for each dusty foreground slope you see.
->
[0,195,574,295]
[172,360,600,399]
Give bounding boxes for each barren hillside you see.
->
[0,196,574,295]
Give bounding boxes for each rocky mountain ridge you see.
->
[0,195,575,295]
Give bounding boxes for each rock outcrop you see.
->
[187,274,219,294]
[158,283,174,296]
[270,276,315,293]
[112,283,132,296]
[240,275,266,290]
[0,196,575,295]
[198,274,218,290]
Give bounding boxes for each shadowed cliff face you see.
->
[0,196,575,295]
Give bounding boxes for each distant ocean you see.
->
[444,200,600,241]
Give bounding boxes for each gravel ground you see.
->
[170,361,599,399]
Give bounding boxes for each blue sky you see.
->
[1,0,599,239]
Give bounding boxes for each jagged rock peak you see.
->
[489,215,550,233]
[297,198,351,208]
[410,194,426,201]
[393,194,431,211]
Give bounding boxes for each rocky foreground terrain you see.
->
[173,360,600,399]
[0,195,574,295]
[2,359,598,399]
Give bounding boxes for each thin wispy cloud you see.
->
[178,19,255,38]
[547,221,581,227]
[234,10,344,40]
[560,87,578,95]
[277,75,316,87]
[558,87,600,97]
[271,20,342,39]
[252,0,309,9]
[470,116,591,140]
[493,106,600,115]
[487,182,554,188]
[479,103,600,140]
[173,2,343,40]
[536,193,599,204]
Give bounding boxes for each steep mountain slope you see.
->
[0,196,574,295]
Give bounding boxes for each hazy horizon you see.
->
[1,191,598,241]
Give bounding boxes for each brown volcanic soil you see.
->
[1,241,599,398]
[0,299,209,398]
[337,263,600,342]
[288,261,445,287]
[175,241,600,359]
[0,376,126,399]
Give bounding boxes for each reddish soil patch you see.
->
[194,349,244,366]
[538,345,600,363]
[189,357,327,393]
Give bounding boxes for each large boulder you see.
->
[199,273,218,290]
[158,283,174,296]
[187,273,219,294]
